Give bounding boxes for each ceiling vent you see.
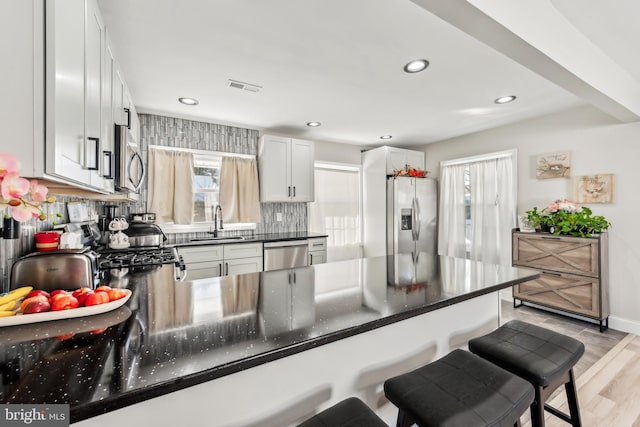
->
[227,79,262,93]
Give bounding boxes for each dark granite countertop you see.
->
[174,231,329,247]
[0,253,538,423]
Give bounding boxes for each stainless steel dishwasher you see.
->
[263,240,309,271]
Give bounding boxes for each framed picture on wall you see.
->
[536,151,571,179]
[575,174,614,204]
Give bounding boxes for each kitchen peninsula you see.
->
[0,253,538,426]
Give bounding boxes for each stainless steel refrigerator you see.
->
[386,177,438,256]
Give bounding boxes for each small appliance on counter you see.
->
[124,221,167,247]
[54,221,101,249]
[10,248,100,291]
[108,218,130,249]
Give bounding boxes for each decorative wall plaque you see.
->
[575,174,614,204]
[536,151,571,179]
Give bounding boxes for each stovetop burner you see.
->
[98,247,182,270]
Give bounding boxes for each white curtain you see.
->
[147,148,194,224]
[469,156,516,265]
[219,157,261,223]
[438,163,467,258]
[308,166,362,262]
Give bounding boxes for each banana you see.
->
[0,286,33,306]
[0,310,17,317]
[0,300,17,311]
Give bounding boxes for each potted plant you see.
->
[525,199,611,238]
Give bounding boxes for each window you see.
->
[438,150,517,265]
[308,162,363,262]
[193,154,221,222]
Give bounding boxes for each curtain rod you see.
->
[149,145,256,159]
[440,149,516,167]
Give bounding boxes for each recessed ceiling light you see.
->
[380,135,393,140]
[494,95,516,104]
[306,122,321,127]
[403,59,429,73]
[178,97,199,106]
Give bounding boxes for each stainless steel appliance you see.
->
[263,241,309,271]
[130,212,156,223]
[114,124,145,193]
[387,177,438,256]
[10,248,100,291]
[124,222,167,247]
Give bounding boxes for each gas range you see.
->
[98,246,183,270]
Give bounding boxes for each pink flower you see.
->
[1,173,30,200]
[29,180,48,203]
[0,154,20,178]
[9,203,41,222]
[547,202,559,213]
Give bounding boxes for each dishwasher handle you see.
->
[264,240,308,248]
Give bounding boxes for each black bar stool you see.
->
[384,349,534,427]
[468,320,584,427]
[297,397,387,427]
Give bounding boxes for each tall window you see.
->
[308,162,363,262]
[438,150,517,265]
[193,154,221,222]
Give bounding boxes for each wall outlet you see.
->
[276,212,283,222]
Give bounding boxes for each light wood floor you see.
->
[501,300,639,427]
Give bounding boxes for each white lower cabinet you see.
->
[308,237,327,265]
[260,267,314,336]
[178,242,263,280]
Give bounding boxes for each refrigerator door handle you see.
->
[412,197,421,241]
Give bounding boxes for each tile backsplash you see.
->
[0,113,307,291]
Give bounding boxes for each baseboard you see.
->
[609,316,640,335]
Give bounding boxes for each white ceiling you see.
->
[97,0,640,148]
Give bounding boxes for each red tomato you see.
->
[25,290,50,299]
[84,292,110,306]
[51,295,80,311]
[107,288,127,302]
[50,293,72,304]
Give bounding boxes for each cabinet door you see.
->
[513,271,601,319]
[86,0,106,189]
[309,251,327,265]
[259,135,291,202]
[290,139,314,201]
[185,262,223,280]
[45,0,90,184]
[513,233,600,277]
[112,66,125,126]
[223,242,263,260]
[178,245,224,263]
[386,147,425,175]
[225,257,263,276]
[100,36,115,191]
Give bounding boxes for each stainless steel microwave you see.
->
[114,124,145,193]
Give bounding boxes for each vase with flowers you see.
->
[525,199,611,238]
[1,153,55,238]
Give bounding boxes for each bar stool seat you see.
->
[468,320,585,427]
[384,349,534,427]
[297,397,387,427]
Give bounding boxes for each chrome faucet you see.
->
[212,204,224,237]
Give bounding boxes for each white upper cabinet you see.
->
[259,135,315,202]
[385,146,425,175]
[4,0,134,194]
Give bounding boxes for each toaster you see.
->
[10,249,99,292]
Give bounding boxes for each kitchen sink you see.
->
[189,236,245,243]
